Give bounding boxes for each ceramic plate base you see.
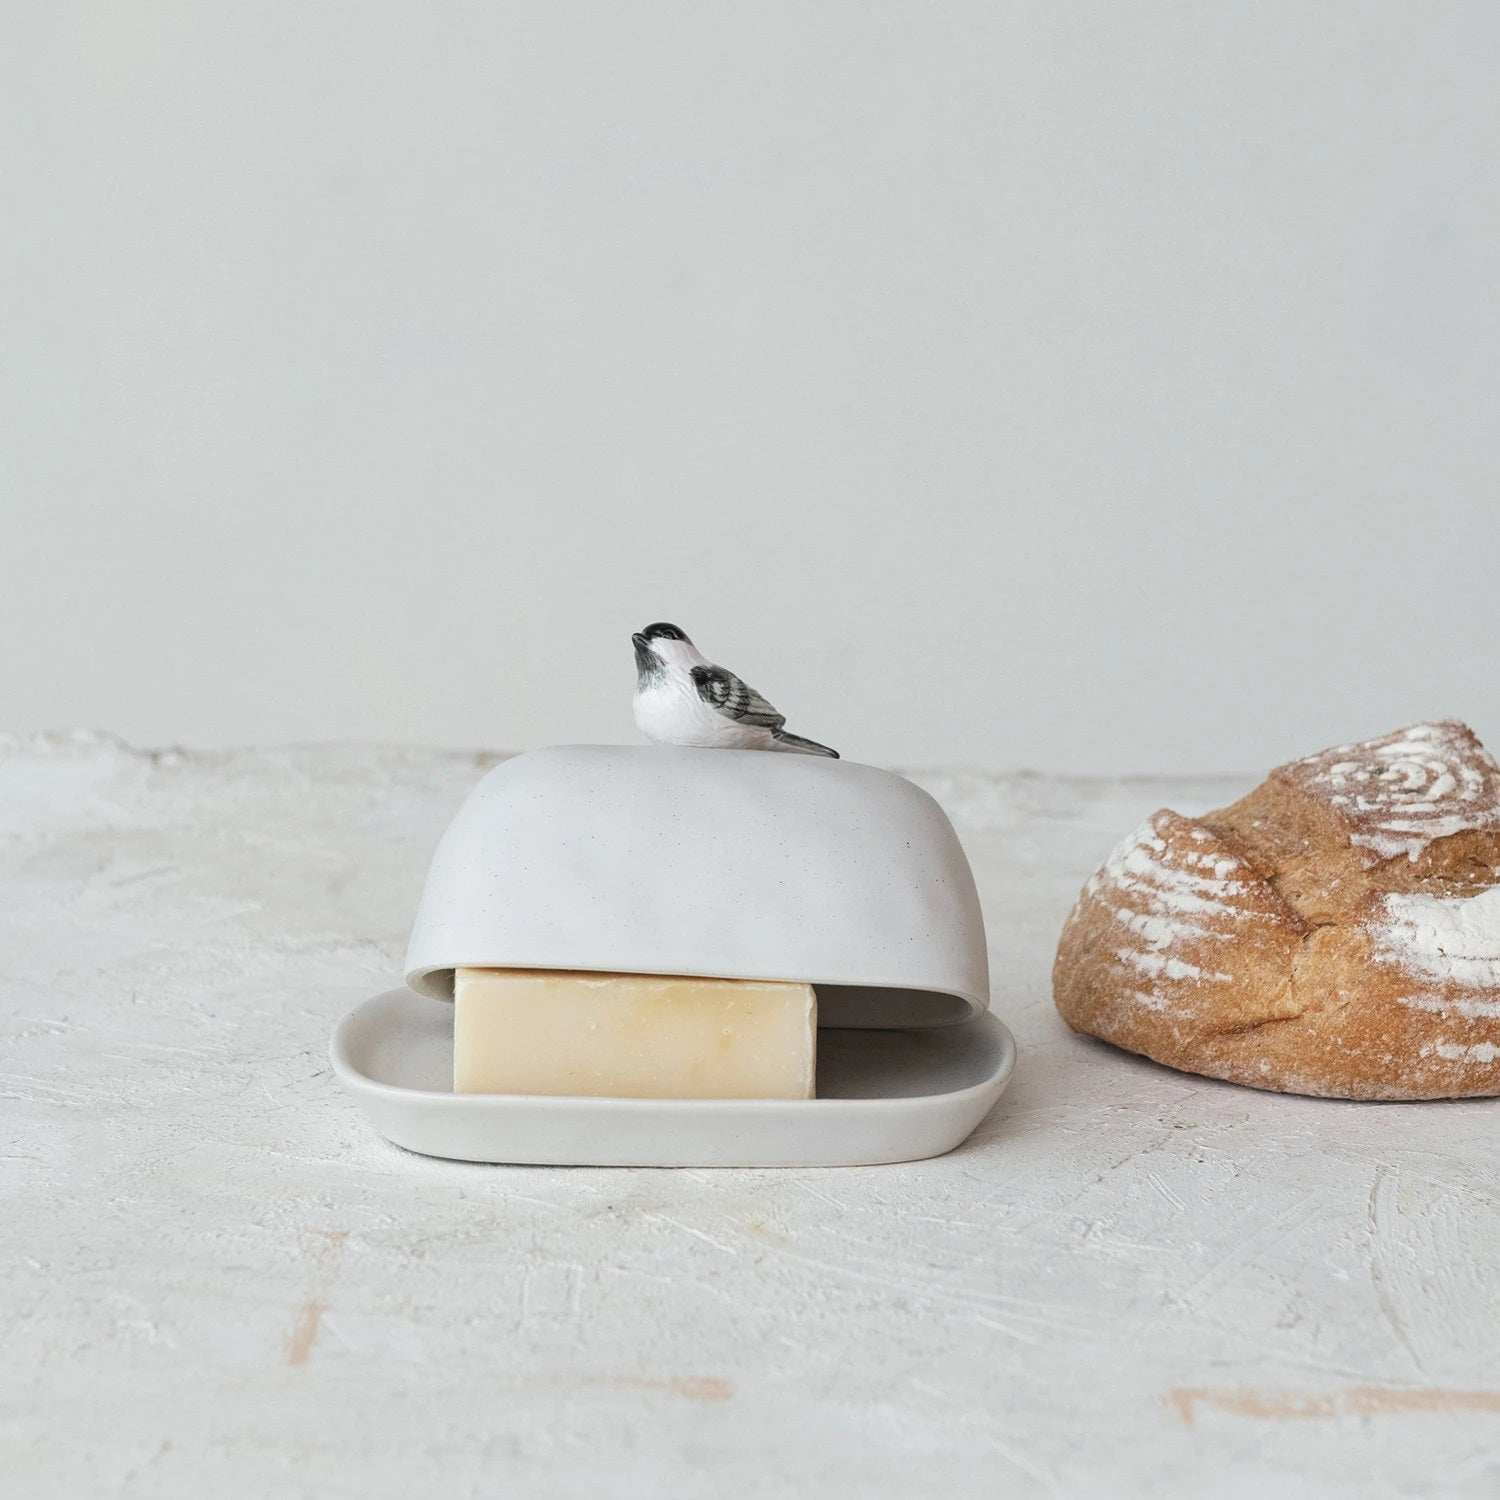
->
[331,988,1015,1168]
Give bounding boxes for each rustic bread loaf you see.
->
[1053,721,1500,1099]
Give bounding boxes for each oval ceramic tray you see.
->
[331,989,1015,1168]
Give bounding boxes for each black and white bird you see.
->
[631,623,839,758]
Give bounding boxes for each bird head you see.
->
[632,622,705,676]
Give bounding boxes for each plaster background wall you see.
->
[6,3,1499,770]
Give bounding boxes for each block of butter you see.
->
[453,968,817,1099]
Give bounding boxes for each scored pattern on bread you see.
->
[1058,810,1306,1055]
[1054,721,1500,1100]
[1274,719,1500,864]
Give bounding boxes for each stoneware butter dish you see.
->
[333,745,1009,1166]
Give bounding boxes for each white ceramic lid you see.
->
[405,745,989,1028]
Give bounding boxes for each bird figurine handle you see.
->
[631,623,839,758]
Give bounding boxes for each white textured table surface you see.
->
[4,734,1497,1498]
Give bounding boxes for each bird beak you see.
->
[631,632,649,650]
[632,632,654,665]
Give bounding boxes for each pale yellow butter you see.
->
[453,968,817,1099]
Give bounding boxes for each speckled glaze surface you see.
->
[405,745,989,1028]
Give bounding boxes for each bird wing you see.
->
[690,666,785,730]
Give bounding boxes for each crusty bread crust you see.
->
[1053,721,1500,1099]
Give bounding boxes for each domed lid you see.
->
[405,745,989,1028]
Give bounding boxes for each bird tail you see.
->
[771,730,839,758]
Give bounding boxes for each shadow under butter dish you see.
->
[453,968,816,1099]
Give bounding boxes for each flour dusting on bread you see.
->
[1372,887,1500,1023]
[1091,818,1249,946]
[1064,809,1304,1035]
[1282,719,1500,863]
[1373,888,1500,988]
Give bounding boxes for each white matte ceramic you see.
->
[405,745,989,1028]
[332,988,1014,1167]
